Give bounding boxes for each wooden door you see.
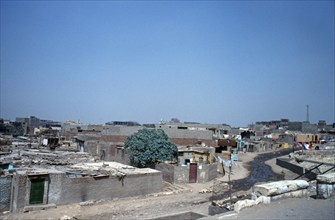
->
[189,163,197,183]
[29,178,44,204]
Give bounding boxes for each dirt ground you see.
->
[2,151,334,220]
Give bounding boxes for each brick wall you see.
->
[100,135,128,142]
[171,138,217,147]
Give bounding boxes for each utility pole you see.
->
[306,105,310,123]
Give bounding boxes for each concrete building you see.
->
[106,121,141,126]
[295,133,320,143]
[177,146,216,165]
[287,121,318,133]
[155,146,217,184]
[2,161,162,213]
[15,116,61,135]
[75,123,227,164]
[156,161,217,184]
[157,122,231,140]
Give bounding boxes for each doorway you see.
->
[29,178,45,204]
[189,163,197,183]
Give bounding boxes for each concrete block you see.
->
[317,183,335,199]
[271,189,308,201]
[256,196,271,204]
[254,180,309,196]
[317,173,335,184]
[234,199,259,213]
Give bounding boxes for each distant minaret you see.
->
[306,105,310,123]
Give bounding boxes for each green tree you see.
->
[124,128,178,168]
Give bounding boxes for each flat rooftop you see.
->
[1,149,160,177]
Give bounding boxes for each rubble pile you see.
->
[285,150,335,178]
[294,149,335,165]
[0,149,95,168]
[209,193,249,215]
[68,162,130,179]
[0,138,11,152]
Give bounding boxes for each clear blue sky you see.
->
[1,1,334,127]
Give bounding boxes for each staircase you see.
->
[161,181,191,195]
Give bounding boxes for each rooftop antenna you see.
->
[306,105,309,123]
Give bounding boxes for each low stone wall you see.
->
[155,163,217,184]
[276,157,305,175]
[276,157,334,181]
[155,163,175,183]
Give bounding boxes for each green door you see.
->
[29,178,44,204]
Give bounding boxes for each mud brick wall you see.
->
[174,165,190,184]
[10,173,28,213]
[197,163,217,183]
[158,163,218,184]
[276,158,304,175]
[49,171,162,205]
[84,140,98,156]
[11,171,162,212]
[97,142,130,164]
[155,163,175,183]
[170,138,217,147]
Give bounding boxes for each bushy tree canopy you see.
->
[124,128,178,168]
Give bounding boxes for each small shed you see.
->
[178,146,216,165]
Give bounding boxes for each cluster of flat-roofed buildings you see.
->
[1,116,334,213]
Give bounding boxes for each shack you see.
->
[8,162,162,213]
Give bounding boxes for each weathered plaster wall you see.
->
[53,172,162,204]
[11,173,28,213]
[11,171,162,212]
[197,163,217,183]
[171,163,217,184]
[155,163,175,183]
[174,165,189,184]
